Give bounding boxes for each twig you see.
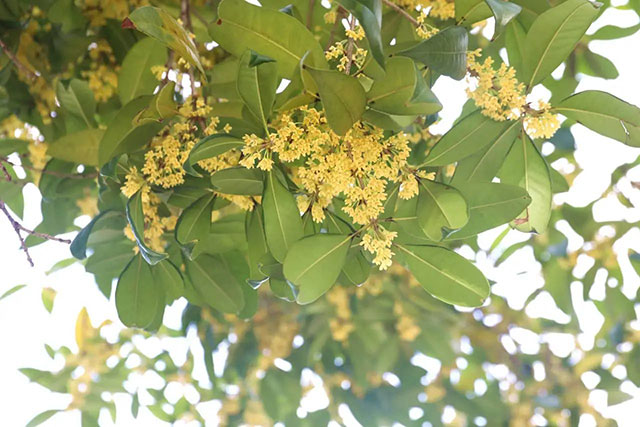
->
[0,169,71,266]
[2,157,97,180]
[180,0,197,97]
[325,8,346,50]
[0,38,38,80]
[382,0,419,27]
[345,15,357,74]
[307,0,316,30]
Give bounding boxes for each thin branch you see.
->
[0,169,71,266]
[2,157,97,180]
[382,0,419,27]
[0,38,38,80]
[307,0,316,30]
[345,15,357,74]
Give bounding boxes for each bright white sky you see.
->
[1,5,640,427]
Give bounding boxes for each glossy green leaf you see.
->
[127,6,205,76]
[398,26,469,80]
[366,57,415,114]
[209,0,327,78]
[151,259,184,303]
[398,244,490,307]
[262,171,304,263]
[521,0,600,88]
[485,0,522,37]
[236,50,278,129]
[305,65,366,135]
[56,79,96,128]
[185,254,245,313]
[448,183,531,239]
[246,205,270,281]
[554,90,640,147]
[133,81,178,124]
[210,167,264,195]
[126,190,168,265]
[47,128,103,167]
[184,134,244,175]
[115,253,163,328]
[416,180,469,241]
[25,410,60,427]
[423,111,512,166]
[499,132,552,233]
[98,96,164,165]
[284,234,351,304]
[452,119,521,183]
[175,192,215,247]
[118,37,167,104]
[70,210,119,259]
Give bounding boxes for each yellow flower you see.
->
[360,226,397,270]
[524,101,560,139]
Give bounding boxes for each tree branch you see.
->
[0,38,38,80]
[345,15,357,74]
[382,0,419,27]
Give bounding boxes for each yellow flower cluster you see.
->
[142,98,212,189]
[15,20,56,122]
[467,51,561,139]
[325,26,368,72]
[82,41,119,102]
[121,167,177,252]
[393,302,421,341]
[392,0,455,20]
[361,226,397,270]
[524,101,561,140]
[239,107,413,269]
[253,305,299,370]
[416,10,439,39]
[326,286,355,342]
[467,50,526,121]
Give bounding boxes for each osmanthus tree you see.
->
[2,0,640,424]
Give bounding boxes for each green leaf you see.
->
[56,79,96,128]
[590,23,640,40]
[118,37,167,104]
[210,167,264,195]
[398,26,469,80]
[184,134,244,176]
[448,183,532,239]
[115,254,164,328]
[339,0,385,69]
[237,50,278,130]
[0,284,26,301]
[127,6,205,77]
[47,128,103,166]
[397,244,489,307]
[175,192,215,248]
[70,210,119,259]
[41,287,56,313]
[553,90,640,147]
[284,234,351,304]
[246,206,270,282]
[505,20,527,73]
[151,259,184,303]
[521,0,600,88]
[304,65,366,135]
[340,248,371,286]
[416,180,469,241]
[133,81,178,124]
[424,111,512,166]
[499,132,552,233]
[485,0,522,38]
[126,190,168,265]
[26,409,60,427]
[262,171,304,263]
[366,57,415,113]
[98,96,164,165]
[456,0,492,24]
[451,119,521,183]
[209,0,327,78]
[185,254,245,313]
